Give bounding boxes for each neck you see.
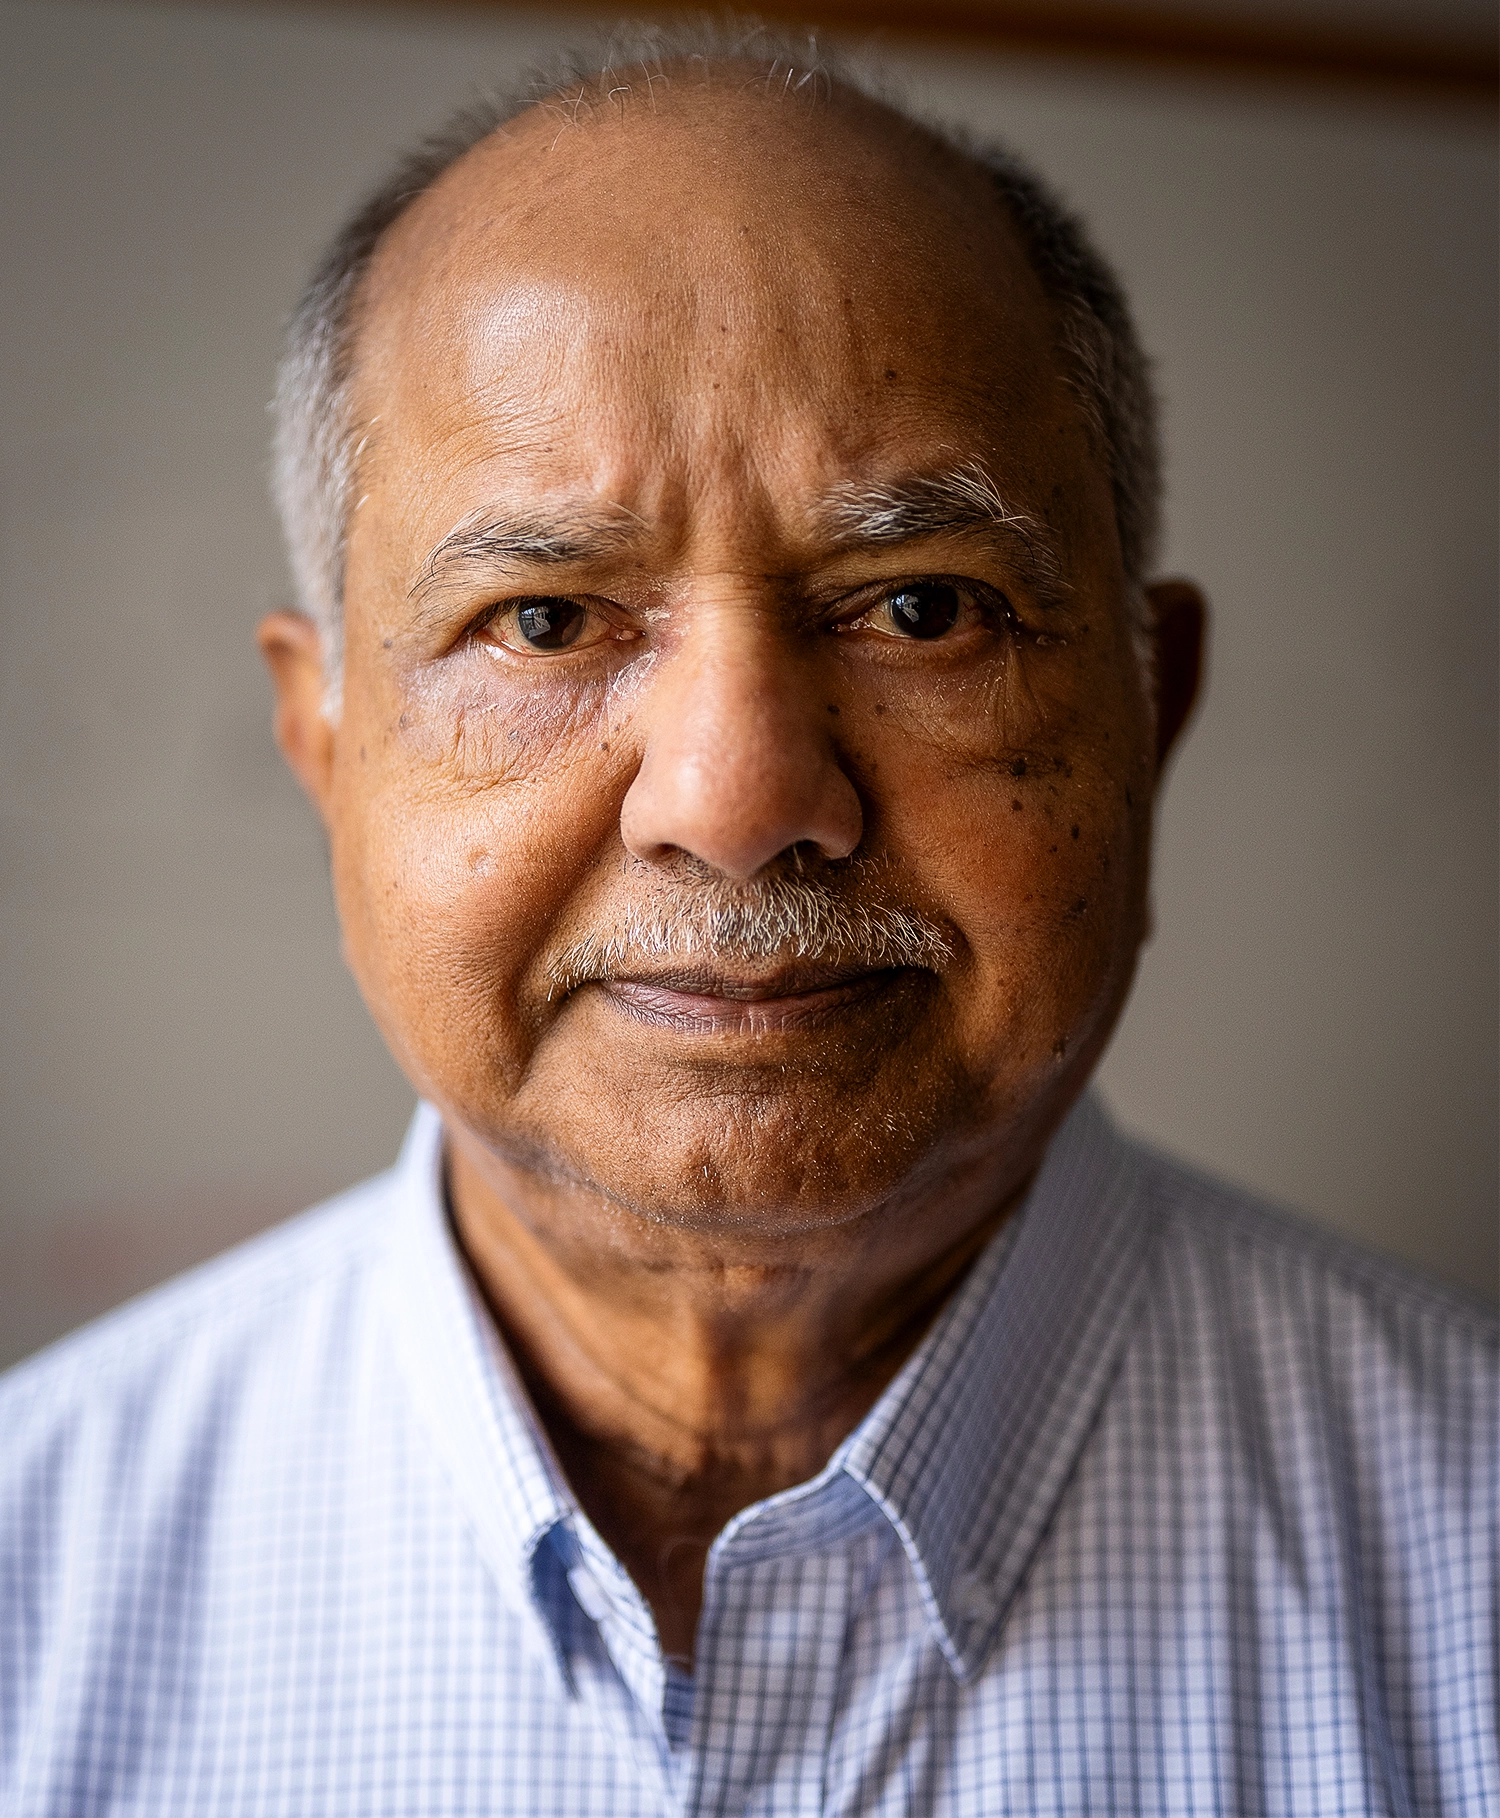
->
[446,1130,1027,1664]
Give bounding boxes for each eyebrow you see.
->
[409,505,640,610]
[816,462,1068,605]
[408,461,1068,616]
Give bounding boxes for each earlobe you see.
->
[1143,580,1207,774]
[256,611,338,822]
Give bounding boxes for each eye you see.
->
[876,581,961,640]
[480,596,603,656]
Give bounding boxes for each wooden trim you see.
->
[401,0,1495,104]
[803,3,1499,102]
[219,0,1499,104]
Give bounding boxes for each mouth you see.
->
[594,962,917,1033]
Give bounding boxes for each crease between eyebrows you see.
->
[408,461,1068,620]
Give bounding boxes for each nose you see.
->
[619,609,863,881]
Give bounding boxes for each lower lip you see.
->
[599,970,904,1033]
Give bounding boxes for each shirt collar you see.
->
[376,1106,578,1658]
[836,1089,1157,1679]
[377,1089,1156,1684]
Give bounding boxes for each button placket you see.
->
[677,1505,884,1818]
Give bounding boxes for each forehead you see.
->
[350,84,1086,546]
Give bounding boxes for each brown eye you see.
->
[481,596,608,656]
[883,582,960,640]
[510,598,588,650]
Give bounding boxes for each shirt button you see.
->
[568,1565,613,1624]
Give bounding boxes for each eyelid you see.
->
[835,576,1010,634]
[473,594,634,657]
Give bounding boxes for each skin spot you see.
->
[884,368,897,380]
[1071,825,1080,839]
[1069,897,1089,917]
[874,703,886,715]
[382,638,393,650]
[1009,757,1027,778]
[1049,844,1057,853]
[1124,786,1134,807]
[826,703,839,716]
[1011,799,1023,812]
[359,746,367,762]
[600,741,610,752]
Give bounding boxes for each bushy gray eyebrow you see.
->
[409,461,1067,622]
[409,505,639,611]
[816,461,1069,606]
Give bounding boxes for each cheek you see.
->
[850,636,1147,859]
[384,642,655,782]
[940,772,1147,1102]
[847,642,1151,1050]
[327,712,631,1089]
[919,749,1144,968]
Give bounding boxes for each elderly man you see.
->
[2,28,1494,1817]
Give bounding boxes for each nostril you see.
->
[619,659,865,876]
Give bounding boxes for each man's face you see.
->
[285,89,1163,1236]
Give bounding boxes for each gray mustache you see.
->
[547,869,952,996]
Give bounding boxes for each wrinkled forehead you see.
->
[359,85,1059,402]
[344,80,1092,557]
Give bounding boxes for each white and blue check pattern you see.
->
[2,1093,1495,1815]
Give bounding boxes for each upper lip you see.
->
[599,961,897,1002]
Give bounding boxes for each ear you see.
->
[1143,579,1206,775]
[257,611,337,823]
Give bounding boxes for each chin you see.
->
[476,1045,988,1238]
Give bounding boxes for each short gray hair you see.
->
[271,19,1161,709]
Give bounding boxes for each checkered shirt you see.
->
[2,1093,1495,1815]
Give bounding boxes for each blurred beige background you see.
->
[2,0,1495,1370]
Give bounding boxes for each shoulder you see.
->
[1133,1133,1496,1341]
[0,1165,406,1504]
[1122,1130,1496,1470]
[0,1165,414,1777]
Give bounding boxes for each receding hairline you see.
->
[271,26,1161,709]
[340,63,1078,597]
[351,60,1024,375]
